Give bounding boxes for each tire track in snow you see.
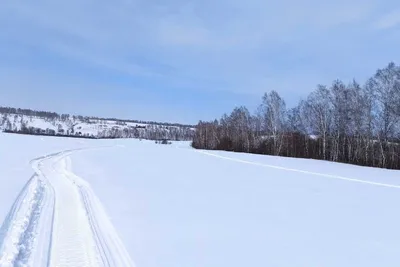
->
[0,176,35,251]
[14,178,46,265]
[78,183,135,267]
[197,150,400,189]
[0,151,62,266]
[55,155,136,267]
[47,153,101,267]
[0,176,48,267]
[0,146,134,267]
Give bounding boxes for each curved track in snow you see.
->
[0,148,135,267]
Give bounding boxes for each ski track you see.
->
[197,150,400,189]
[0,147,135,267]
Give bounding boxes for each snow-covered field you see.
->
[1,133,400,266]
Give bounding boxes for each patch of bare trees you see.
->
[193,62,400,169]
[97,124,194,140]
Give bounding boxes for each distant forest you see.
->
[0,107,195,128]
[193,62,400,170]
[0,107,195,140]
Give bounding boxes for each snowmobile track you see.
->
[0,147,135,267]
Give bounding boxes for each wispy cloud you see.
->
[0,0,398,122]
[373,9,400,29]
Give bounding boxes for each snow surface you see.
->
[71,140,400,267]
[1,133,400,266]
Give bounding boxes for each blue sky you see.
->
[0,0,399,124]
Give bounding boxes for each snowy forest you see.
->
[193,62,400,170]
[0,107,195,141]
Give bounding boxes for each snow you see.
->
[71,139,400,267]
[28,117,66,131]
[1,133,400,266]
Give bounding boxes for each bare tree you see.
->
[260,91,287,155]
[303,85,332,160]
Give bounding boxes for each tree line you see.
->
[193,62,400,170]
[0,107,60,120]
[97,124,194,140]
[89,116,195,128]
[3,129,98,139]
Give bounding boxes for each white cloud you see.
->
[0,0,393,98]
[2,0,376,49]
[373,9,400,29]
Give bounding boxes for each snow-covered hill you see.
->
[0,107,195,140]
